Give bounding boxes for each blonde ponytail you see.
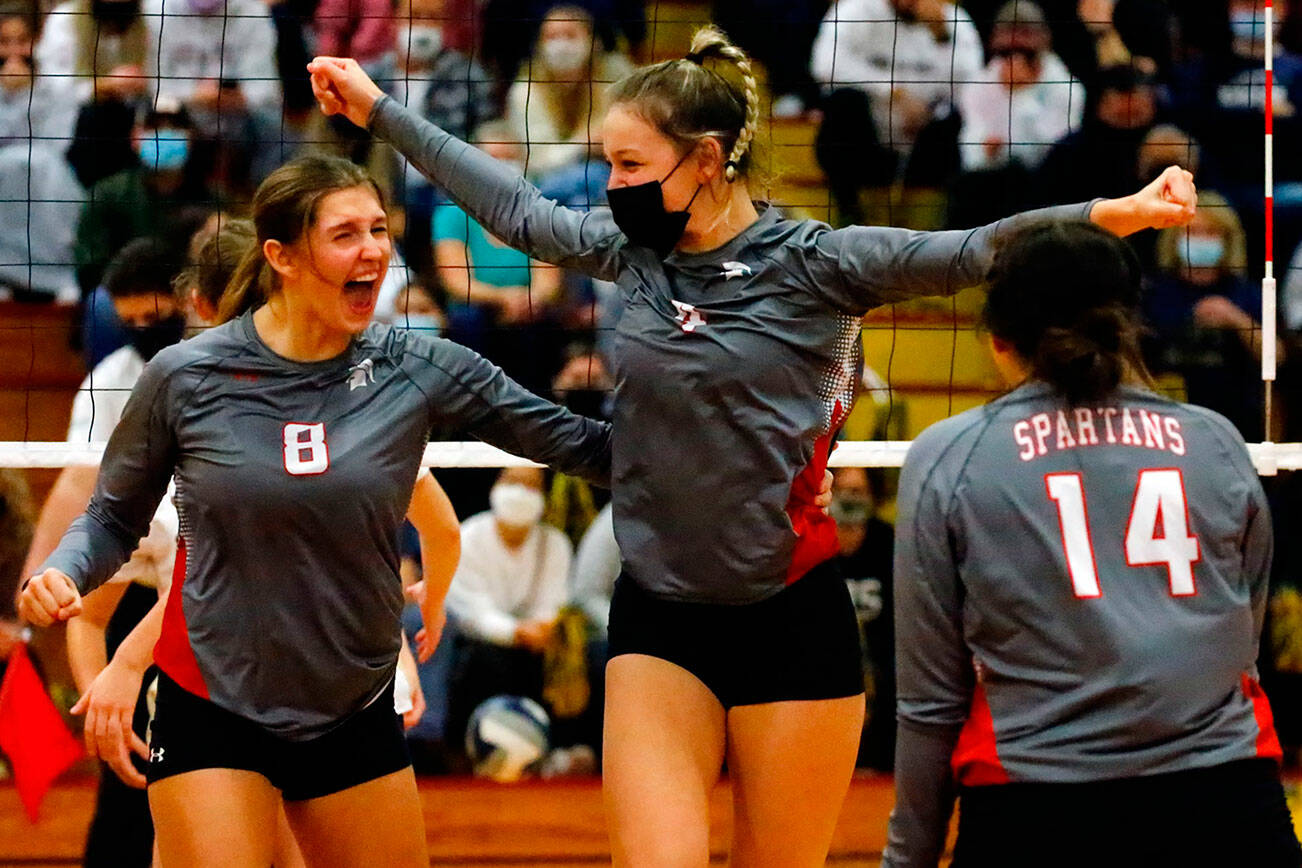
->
[685,26,758,183]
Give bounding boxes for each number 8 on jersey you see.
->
[283,423,329,475]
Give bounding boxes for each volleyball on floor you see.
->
[465,695,551,783]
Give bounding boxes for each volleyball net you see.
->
[0,1,1294,474]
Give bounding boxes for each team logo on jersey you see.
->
[720,260,751,280]
[671,300,707,333]
[347,359,375,391]
[150,747,165,763]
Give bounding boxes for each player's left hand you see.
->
[816,469,834,512]
[71,660,148,788]
[398,643,426,729]
[407,582,447,662]
[1134,165,1197,230]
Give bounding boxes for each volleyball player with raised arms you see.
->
[312,30,1195,865]
[886,222,1301,867]
[19,155,610,866]
[309,25,1195,866]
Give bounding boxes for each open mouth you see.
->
[343,277,379,316]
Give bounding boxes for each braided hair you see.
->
[608,25,761,184]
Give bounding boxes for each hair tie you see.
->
[684,50,706,65]
[723,160,738,182]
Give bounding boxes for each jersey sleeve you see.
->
[42,355,180,595]
[370,96,625,281]
[883,427,974,868]
[807,201,1099,315]
[418,339,612,487]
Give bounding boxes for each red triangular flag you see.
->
[0,643,84,822]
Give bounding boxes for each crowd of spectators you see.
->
[3,0,1302,775]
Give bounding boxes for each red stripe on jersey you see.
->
[1241,673,1283,761]
[952,684,1010,786]
[784,429,840,585]
[154,538,210,700]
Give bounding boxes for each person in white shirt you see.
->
[949,1,1086,228]
[811,0,983,223]
[444,466,572,750]
[958,1,1084,174]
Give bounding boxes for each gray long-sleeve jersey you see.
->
[883,382,1279,868]
[43,315,610,739]
[371,96,1097,603]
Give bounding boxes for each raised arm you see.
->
[422,339,611,488]
[814,167,1197,314]
[308,57,625,280]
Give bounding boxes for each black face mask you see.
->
[125,313,185,362]
[92,0,141,34]
[562,388,609,420]
[606,150,703,259]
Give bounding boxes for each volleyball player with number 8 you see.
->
[18,155,611,866]
[309,24,1199,864]
[885,221,1302,867]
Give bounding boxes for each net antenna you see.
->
[1264,0,1279,464]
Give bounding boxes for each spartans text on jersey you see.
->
[1013,406,1186,461]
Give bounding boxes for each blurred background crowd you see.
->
[2,0,1302,786]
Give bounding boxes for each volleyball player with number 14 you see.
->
[310,25,1197,865]
[887,222,1302,867]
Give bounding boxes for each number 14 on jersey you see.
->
[1046,469,1200,599]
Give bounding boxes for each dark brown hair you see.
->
[982,221,1150,405]
[217,156,382,323]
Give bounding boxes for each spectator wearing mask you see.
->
[951,1,1084,227]
[444,467,573,751]
[73,99,211,300]
[143,0,283,191]
[503,3,633,179]
[1144,191,1278,441]
[391,0,499,280]
[1207,0,1302,184]
[1034,63,1157,206]
[0,6,85,302]
[827,466,895,771]
[812,0,983,224]
[434,120,565,391]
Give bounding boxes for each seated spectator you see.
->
[38,0,150,187]
[143,0,283,193]
[1144,191,1277,440]
[1034,62,1156,206]
[570,501,616,638]
[1208,0,1302,184]
[951,0,1084,227]
[36,0,148,105]
[959,2,1082,174]
[74,97,213,299]
[1059,0,1171,87]
[812,0,983,224]
[435,120,565,390]
[0,143,84,301]
[0,6,81,150]
[391,280,447,336]
[444,467,573,752]
[503,3,633,179]
[391,0,499,279]
[828,466,895,771]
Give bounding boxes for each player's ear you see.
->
[262,238,296,280]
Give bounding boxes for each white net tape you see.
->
[1,440,1298,475]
